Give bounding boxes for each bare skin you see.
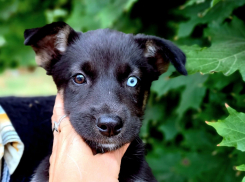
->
[49,93,130,182]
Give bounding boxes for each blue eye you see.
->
[127,77,138,87]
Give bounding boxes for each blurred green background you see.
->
[1,0,245,181]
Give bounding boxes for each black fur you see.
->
[22,22,187,182]
[0,96,55,182]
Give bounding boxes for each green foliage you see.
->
[140,0,245,181]
[177,0,245,38]
[237,164,245,181]
[151,67,208,118]
[208,105,245,180]
[207,105,245,181]
[237,165,245,172]
[208,106,245,152]
[66,0,137,31]
[143,69,245,181]
[184,17,245,81]
[1,0,245,181]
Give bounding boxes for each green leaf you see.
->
[152,71,208,118]
[178,0,245,37]
[124,0,138,11]
[45,9,68,23]
[237,164,245,171]
[97,0,136,28]
[151,67,181,96]
[177,1,210,38]
[210,0,221,7]
[67,0,137,31]
[141,101,165,137]
[183,17,245,81]
[0,0,19,21]
[236,165,245,182]
[208,106,245,152]
[146,146,184,182]
[158,116,179,141]
[204,71,241,91]
[183,0,206,8]
[176,74,207,117]
[146,143,242,182]
[182,130,214,150]
[0,0,65,69]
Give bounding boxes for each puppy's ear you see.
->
[134,34,187,77]
[24,22,79,73]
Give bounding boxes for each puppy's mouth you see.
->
[84,139,124,153]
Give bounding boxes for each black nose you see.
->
[97,115,123,137]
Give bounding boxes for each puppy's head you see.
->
[24,22,187,152]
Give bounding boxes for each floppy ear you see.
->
[134,34,187,77]
[24,22,79,74]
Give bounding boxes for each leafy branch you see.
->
[207,105,245,181]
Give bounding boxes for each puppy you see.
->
[24,22,187,182]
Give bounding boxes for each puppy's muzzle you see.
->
[97,115,123,137]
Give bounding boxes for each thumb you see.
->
[106,143,130,162]
[117,143,130,157]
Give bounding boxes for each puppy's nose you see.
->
[97,115,123,137]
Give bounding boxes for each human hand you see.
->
[49,93,130,182]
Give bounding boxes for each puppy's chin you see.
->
[84,140,124,153]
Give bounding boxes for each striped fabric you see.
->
[0,105,24,180]
[1,161,10,182]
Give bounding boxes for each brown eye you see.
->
[73,74,86,84]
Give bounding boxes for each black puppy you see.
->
[24,22,187,182]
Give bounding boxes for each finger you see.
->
[50,93,66,180]
[96,143,130,165]
[52,93,69,134]
[52,94,65,130]
[110,143,130,159]
[69,132,94,156]
[119,143,130,156]
[49,137,60,182]
[54,92,64,108]
[53,95,65,117]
